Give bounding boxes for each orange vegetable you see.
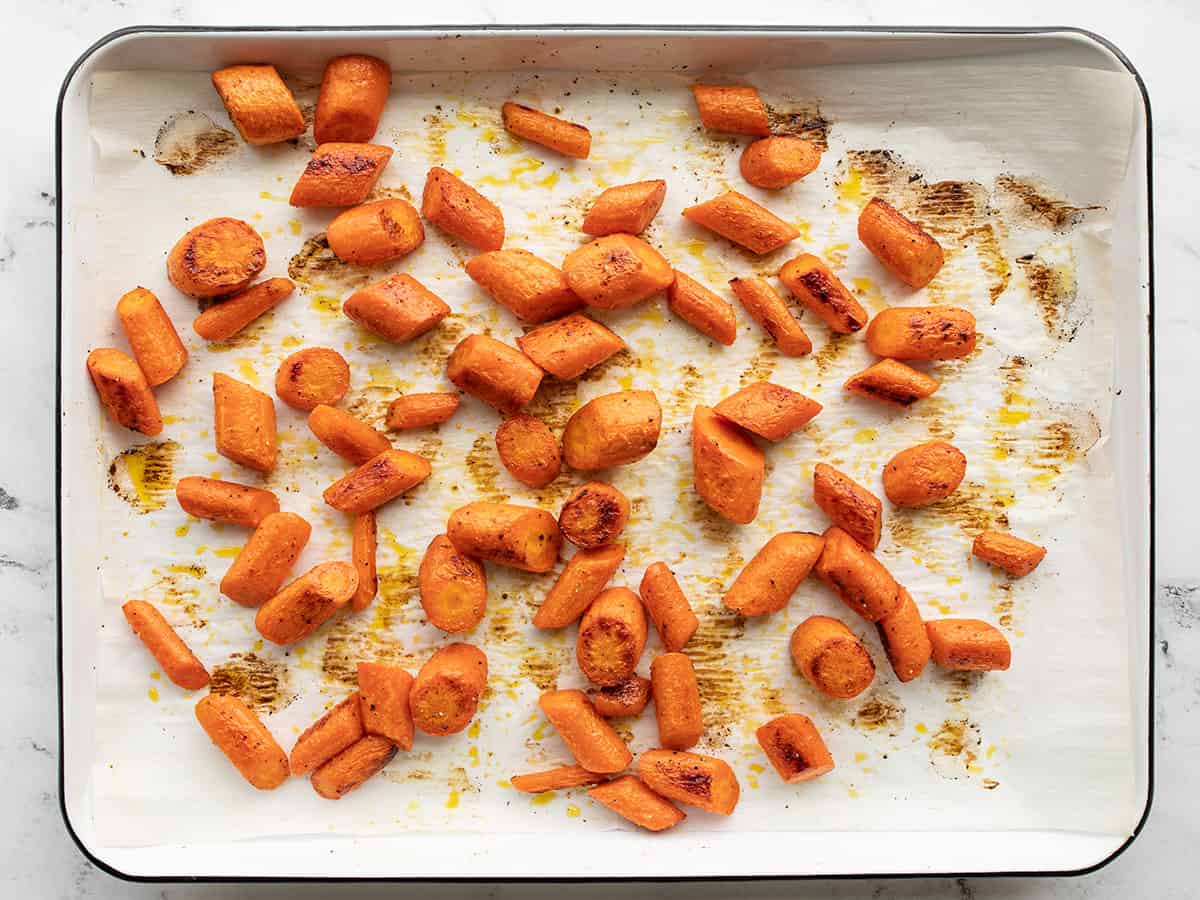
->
[562,390,662,471]
[121,600,209,690]
[876,585,932,682]
[589,674,652,718]
[495,414,561,488]
[814,526,901,622]
[255,561,359,646]
[289,693,364,776]
[865,306,976,360]
[682,192,799,255]
[323,448,432,515]
[86,348,162,436]
[691,405,764,525]
[882,440,967,507]
[562,234,675,310]
[637,749,740,815]
[326,198,425,265]
[357,661,415,750]
[314,54,392,144]
[517,313,625,380]
[213,372,277,473]
[447,501,562,574]
[926,619,1012,671]
[858,197,945,289]
[666,271,738,346]
[501,102,591,158]
[219,511,312,607]
[812,463,883,551]
[511,765,605,794]
[691,84,770,136]
[167,217,265,299]
[844,358,940,408]
[713,381,821,441]
[421,166,504,251]
[466,249,582,324]
[308,404,392,465]
[558,482,630,550]
[790,615,875,699]
[193,277,295,342]
[778,253,869,334]
[538,689,632,774]
[533,543,626,629]
[639,563,699,652]
[756,714,835,783]
[446,333,543,413]
[409,643,488,736]
[274,347,351,411]
[116,287,187,386]
[386,392,461,430]
[723,532,824,617]
[729,276,811,356]
[195,694,290,790]
[311,735,398,799]
[350,512,378,612]
[289,142,393,207]
[582,180,667,236]
[175,476,279,528]
[740,137,822,189]
[577,587,648,686]
[972,530,1047,577]
[650,652,702,750]
[588,776,686,832]
[342,273,450,344]
[211,64,304,145]
[418,533,488,633]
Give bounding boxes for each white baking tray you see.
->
[56,26,1153,881]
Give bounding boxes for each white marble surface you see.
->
[1,0,1192,896]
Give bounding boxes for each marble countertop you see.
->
[3,1,1192,897]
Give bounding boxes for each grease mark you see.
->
[766,104,832,150]
[288,234,372,292]
[210,652,294,713]
[107,441,180,514]
[154,111,237,175]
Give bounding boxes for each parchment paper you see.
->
[80,58,1138,847]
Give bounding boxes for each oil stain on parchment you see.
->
[343,386,393,431]
[210,652,295,713]
[941,669,983,705]
[144,563,206,628]
[964,224,1012,303]
[153,112,237,175]
[466,435,509,502]
[519,643,569,692]
[852,690,906,737]
[107,440,180,514]
[416,316,467,373]
[767,103,832,149]
[995,174,1100,231]
[928,717,982,779]
[525,377,580,431]
[288,233,373,292]
[689,604,748,745]
[578,347,637,386]
[739,341,778,388]
[1015,247,1085,342]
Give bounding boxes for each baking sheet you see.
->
[77,57,1138,847]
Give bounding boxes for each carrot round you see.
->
[814,526,900,622]
[779,253,869,334]
[350,512,378,612]
[682,192,799,255]
[740,137,822,189]
[418,533,488,633]
[813,463,883,551]
[650,652,702,750]
[86,348,162,436]
[639,563,699,652]
[844,358,940,408]
[194,693,289,789]
[289,692,364,776]
[421,166,504,251]
[323,448,432,515]
[496,414,561,488]
[723,532,824,617]
[562,390,662,471]
[386,392,460,430]
[972,530,1047,577]
[691,84,770,136]
[446,333,543,413]
[692,405,764,525]
[582,180,667,236]
[193,277,296,343]
[211,64,304,145]
[882,440,967,507]
[713,381,821,441]
[926,619,1011,671]
[466,249,582,324]
[308,404,392,465]
[577,587,648,687]
[538,689,632,774]
[533,543,626,629]
[274,347,350,411]
[756,714,835,783]
[876,585,932,682]
[410,643,488,736]
[357,661,415,750]
[122,600,209,690]
[314,54,392,144]
[666,271,738,346]
[167,217,265,299]
[116,287,187,386]
[176,476,279,528]
[790,614,875,700]
[311,735,398,799]
[511,765,606,794]
[858,197,945,289]
[637,749,739,815]
[220,511,312,607]
[589,775,686,832]
[729,276,811,356]
[517,313,625,380]
[255,560,359,646]
[558,482,630,550]
[589,674,652,718]
[865,306,976,360]
[447,502,562,574]
[562,234,674,310]
[343,273,450,344]
[289,142,393,208]
[501,102,591,158]
[213,372,277,473]
[327,199,425,266]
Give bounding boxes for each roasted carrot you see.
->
[342,273,450,344]
[517,313,625,380]
[311,735,398,799]
[844,358,939,408]
[558,482,630,550]
[289,142,393,207]
[691,84,770,136]
[589,775,686,832]
[326,198,425,265]
[756,714,835,783]
[511,765,606,794]
[882,440,967,507]
[466,248,582,323]
[350,512,378,612]
[812,463,883,551]
[713,381,821,441]
[446,333,543,413]
[865,306,976,360]
[729,276,811,356]
[501,102,591,158]
[926,619,1011,671]
[193,277,295,342]
[213,372,277,473]
[495,414,561,488]
[790,615,875,699]
[274,347,351,411]
[692,405,764,525]
[122,600,209,690]
[876,586,932,682]
[533,544,626,629]
[289,693,364,776]
[195,693,290,789]
[562,234,675,310]
[308,404,392,465]
[779,253,869,334]
[562,390,662,471]
[740,137,822,189]
[582,180,667,236]
[421,166,504,251]
[637,749,740,815]
[176,476,279,528]
[589,674,652,718]
[220,511,312,607]
[972,530,1047,577]
[683,192,800,256]
[814,526,900,622]
[314,54,392,144]
[650,653,702,750]
[409,643,488,736]
[666,271,738,346]
[577,587,648,686]
[858,197,945,289]
[167,217,265,299]
[116,287,187,386]
[255,561,359,646]
[357,661,415,750]
[323,448,432,515]
[86,348,162,436]
[386,393,461,430]
[447,501,562,574]
[538,689,632,774]
[639,563,699,652]
[418,533,488,633]
[211,64,304,145]
[723,532,824,617]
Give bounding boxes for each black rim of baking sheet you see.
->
[54,23,1156,885]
